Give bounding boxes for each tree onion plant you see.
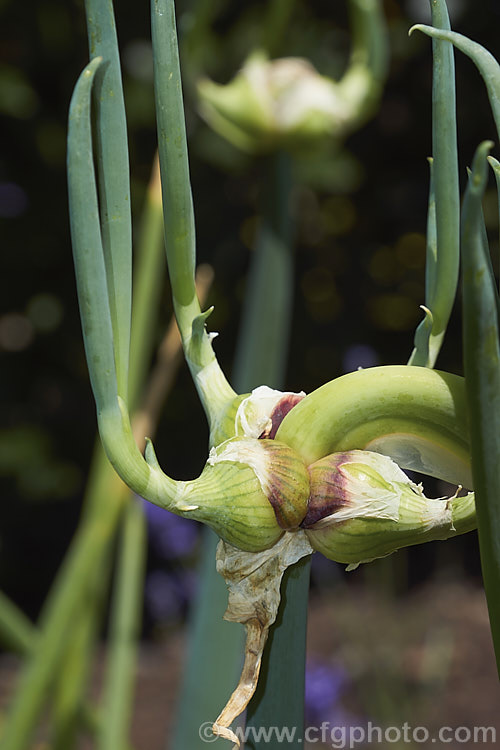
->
[2,0,500,747]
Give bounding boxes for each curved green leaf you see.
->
[410,23,500,141]
[462,140,500,675]
[85,0,133,402]
[67,57,119,417]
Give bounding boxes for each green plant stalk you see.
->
[172,151,304,747]
[246,556,310,750]
[0,590,37,655]
[347,0,388,87]
[151,0,236,427]
[408,0,459,367]
[241,151,310,746]
[232,152,294,389]
[461,140,500,675]
[128,155,166,411]
[98,498,146,750]
[336,0,388,128]
[85,0,132,403]
[0,448,125,750]
[261,0,298,58]
[51,593,104,750]
[170,529,245,750]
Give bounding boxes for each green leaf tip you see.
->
[488,155,500,172]
[144,438,161,471]
[192,306,214,336]
[468,141,494,194]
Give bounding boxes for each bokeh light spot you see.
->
[367,293,418,331]
[395,232,425,270]
[0,313,34,351]
[27,293,64,333]
[301,266,341,321]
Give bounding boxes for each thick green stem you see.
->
[240,152,310,745]
[461,141,500,676]
[170,529,245,750]
[98,498,146,750]
[246,557,310,749]
[232,152,294,390]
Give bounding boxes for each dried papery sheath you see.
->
[258,392,305,440]
[234,385,305,439]
[212,532,313,748]
[304,450,475,567]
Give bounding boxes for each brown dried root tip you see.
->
[212,620,269,748]
[212,533,313,747]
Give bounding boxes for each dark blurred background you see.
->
[1,0,500,743]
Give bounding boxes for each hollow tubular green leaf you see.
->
[151,0,236,426]
[461,140,500,675]
[67,57,119,417]
[410,23,500,141]
[85,0,133,403]
[488,155,500,285]
[277,365,471,488]
[408,0,459,368]
[409,158,436,366]
[98,498,146,750]
[67,61,164,502]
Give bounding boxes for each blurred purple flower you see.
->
[145,570,184,623]
[305,661,347,724]
[141,498,199,559]
[145,564,199,624]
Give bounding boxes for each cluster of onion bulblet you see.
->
[177,383,475,567]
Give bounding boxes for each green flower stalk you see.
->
[408,0,459,369]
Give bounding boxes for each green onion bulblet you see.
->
[302,450,475,567]
[169,436,310,552]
